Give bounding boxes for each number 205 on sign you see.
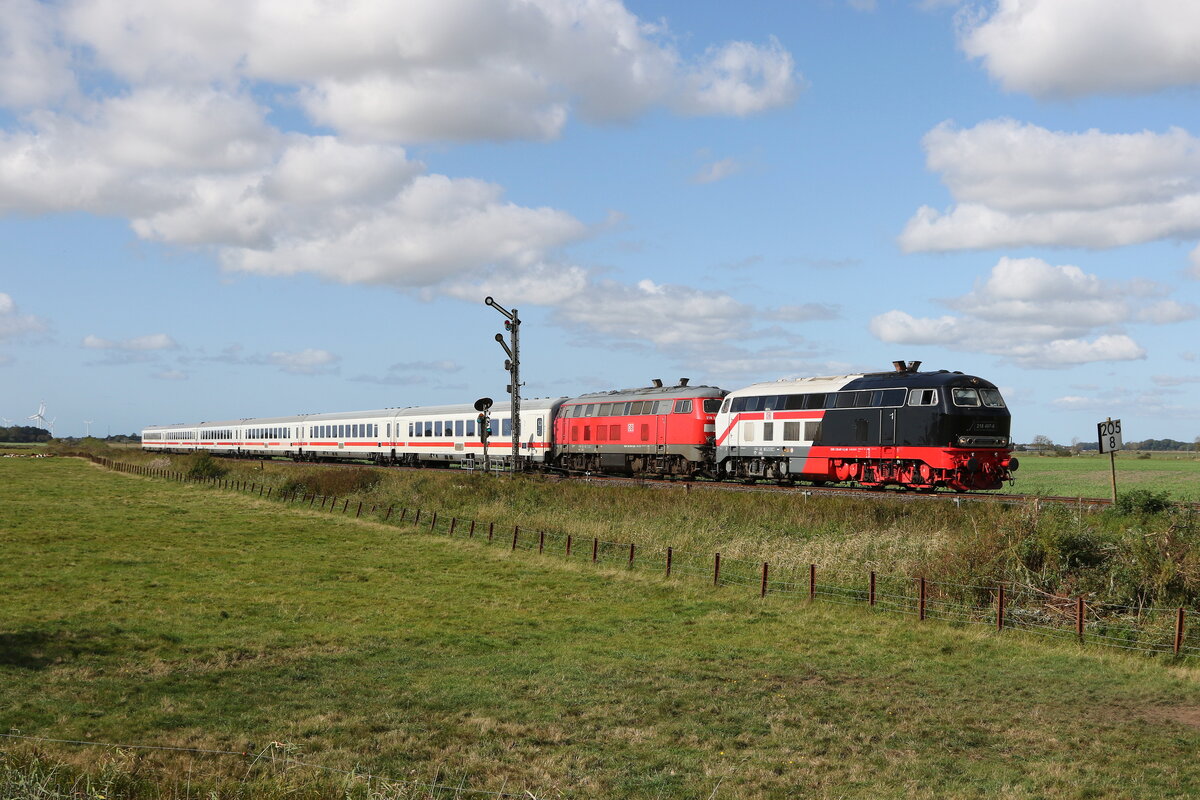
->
[1097,419,1122,454]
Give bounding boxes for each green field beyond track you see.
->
[4,457,1200,799]
[1011,452,1200,501]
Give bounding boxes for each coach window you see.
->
[434,421,442,436]
[855,419,869,442]
[536,418,543,437]
[763,422,774,441]
[583,425,591,441]
[585,404,596,416]
[784,421,801,441]
[805,393,827,410]
[805,421,822,441]
[881,388,906,406]
[454,420,464,436]
[835,392,856,409]
[673,399,692,414]
[424,421,433,437]
[502,418,512,436]
[854,391,873,408]
[762,395,781,412]
[641,423,649,441]
[742,421,755,442]
[598,425,607,441]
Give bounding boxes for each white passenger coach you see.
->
[141,398,564,467]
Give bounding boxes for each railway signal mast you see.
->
[484,296,522,472]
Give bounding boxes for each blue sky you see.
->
[1,0,1197,445]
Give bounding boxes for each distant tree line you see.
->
[0,426,52,443]
[1022,435,1198,453]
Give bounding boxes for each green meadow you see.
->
[4,456,1200,798]
[1011,452,1200,501]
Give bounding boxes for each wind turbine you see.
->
[27,401,55,436]
[83,420,94,437]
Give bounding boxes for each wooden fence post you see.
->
[1076,596,1084,640]
[714,552,721,587]
[809,564,816,601]
[355,502,362,518]
[400,507,408,522]
[512,526,519,550]
[761,562,769,598]
[869,571,876,607]
[666,546,672,577]
[592,537,598,563]
[997,585,1006,631]
[918,577,927,621]
[414,508,421,524]
[539,531,544,554]
[567,534,572,556]
[450,518,457,535]
[430,511,437,531]
[342,499,349,513]
[629,542,635,568]
[469,520,475,537]
[385,505,393,521]
[1176,607,1186,655]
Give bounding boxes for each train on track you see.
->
[142,360,1017,492]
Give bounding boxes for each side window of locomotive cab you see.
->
[673,399,692,414]
[908,389,938,406]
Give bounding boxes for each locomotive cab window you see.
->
[703,398,722,414]
[673,399,693,414]
[980,389,1006,408]
[952,388,981,407]
[908,389,938,406]
[720,398,731,414]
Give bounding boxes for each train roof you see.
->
[142,397,567,431]
[563,383,725,405]
[726,367,999,396]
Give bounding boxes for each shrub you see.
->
[279,467,380,498]
[187,451,229,480]
[1113,489,1173,515]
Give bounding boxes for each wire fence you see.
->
[87,455,1200,661]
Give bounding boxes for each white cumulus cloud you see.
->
[0,292,49,341]
[901,119,1200,253]
[82,332,177,351]
[866,257,1191,368]
[961,0,1200,98]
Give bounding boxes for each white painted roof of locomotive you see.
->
[143,397,566,431]
[724,374,864,397]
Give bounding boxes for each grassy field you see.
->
[1012,452,1200,501]
[5,457,1200,798]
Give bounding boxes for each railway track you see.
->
[218,452,1200,511]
